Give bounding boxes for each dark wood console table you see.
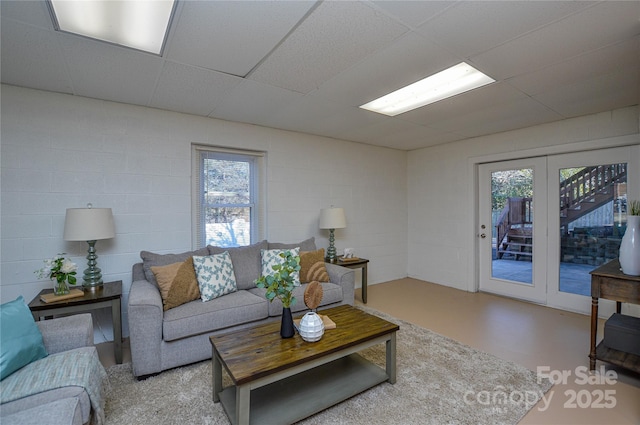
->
[29,280,123,364]
[589,260,640,373]
[337,257,369,303]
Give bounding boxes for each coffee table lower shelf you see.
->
[217,353,388,425]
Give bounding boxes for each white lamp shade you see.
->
[64,208,115,241]
[319,207,346,229]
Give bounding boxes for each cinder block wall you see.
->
[1,84,408,337]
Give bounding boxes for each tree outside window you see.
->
[194,148,263,248]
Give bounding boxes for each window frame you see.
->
[192,145,265,249]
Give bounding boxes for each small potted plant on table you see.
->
[255,250,301,338]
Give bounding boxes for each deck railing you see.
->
[560,164,626,214]
[494,164,627,258]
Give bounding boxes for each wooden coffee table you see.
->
[210,305,399,425]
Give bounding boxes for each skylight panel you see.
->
[360,62,495,116]
[48,0,176,55]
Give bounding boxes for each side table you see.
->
[337,257,369,303]
[29,280,123,364]
[589,260,640,373]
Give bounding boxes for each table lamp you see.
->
[319,207,346,263]
[64,204,115,287]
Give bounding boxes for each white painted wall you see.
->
[2,84,638,337]
[408,106,640,296]
[0,85,408,336]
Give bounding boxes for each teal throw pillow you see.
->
[260,248,301,286]
[193,252,238,302]
[0,296,48,380]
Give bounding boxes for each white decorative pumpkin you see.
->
[298,312,325,342]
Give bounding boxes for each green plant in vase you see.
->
[35,254,78,295]
[255,250,301,337]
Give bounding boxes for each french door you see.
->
[546,148,633,313]
[478,157,547,303]
[479,146,637,314]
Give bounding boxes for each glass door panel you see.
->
[491,168,533,284]
[547,146,637,315]
[558,164,627,296]
[479,157,547,304]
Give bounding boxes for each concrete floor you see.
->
[97,278,640,424]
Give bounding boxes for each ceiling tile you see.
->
[0,0,53,29]
[429,97,563,137]
[58,33,163,106]
[510,38,640,96]
[165,1,315,77]
[371,1,454,28]
[0,19,73,94]
[210,80,303,127]
[150,61,242,117]
[399,82,526,126]
[263,95,383,138]
[312,32,458,106]
[302,103,388,139]
[417,1,596,57]
[341,118,462,150]
[249,1,409,94]
[533,66,639,118]
[473,1,640,79]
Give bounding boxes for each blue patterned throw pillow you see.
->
[260,248,301,286]
[192,252,237,302]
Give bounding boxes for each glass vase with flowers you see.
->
[35,254,78,295]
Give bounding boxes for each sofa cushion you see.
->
[151,258,201,311]
[299,249,329,283]
[208,240,268,290]
[0,296,48,380]
[141,247,209,286]
[249,281,344,316]
[162,290,268,342]
[0,347,95,424]
[261,247,301,286]
[193,252,237,302]
[268,237,316,251]
[1,397,83,425]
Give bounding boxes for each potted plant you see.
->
[255,250,301,338]
[620,200,640,276]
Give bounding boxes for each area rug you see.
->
[105,307,552,424]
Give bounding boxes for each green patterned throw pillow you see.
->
[192,252,237,302]
[260,248,301,286]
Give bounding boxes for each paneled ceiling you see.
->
[2,1,639,150]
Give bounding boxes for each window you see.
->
[193,146,265,248]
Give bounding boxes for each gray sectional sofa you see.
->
[128,238,355,378]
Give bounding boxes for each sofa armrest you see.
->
[37,313,93,354]
[127,279,164,377]
[325,263,355,306]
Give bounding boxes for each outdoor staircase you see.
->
[559,164,626,231]
[495,197,533,260]
[495,164,626,261]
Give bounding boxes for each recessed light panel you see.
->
[49,0,175,55]
[360,62,495,116]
